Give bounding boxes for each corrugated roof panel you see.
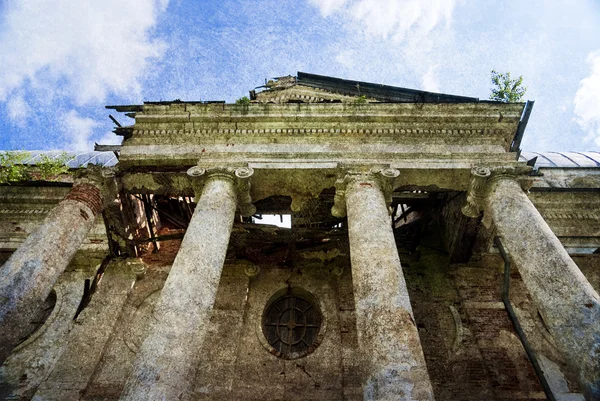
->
[520,151,600,168]
[98,153,118,167]
[67,153,95,168]
[519,151,539,163]
[544,152,579,167]
[528,152,557,167]
[26,151,69,164]
[563,152,600,167]
[0,151,118,168]
[22,151,42,164]
[583,152,600,166]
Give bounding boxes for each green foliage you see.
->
[354,95,367,104]
[0,152,30,183]
[35,153,70,179]
[489,70,527,102]
[235,96,251,105]
[0,151,70,184]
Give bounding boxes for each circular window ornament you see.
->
[261,288,323,360]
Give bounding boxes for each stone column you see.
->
[332,169,435,401]
[119,166,255,401]
[0,171,114,365]
[485,175,600,400]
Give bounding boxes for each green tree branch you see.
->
[489,70,527,102]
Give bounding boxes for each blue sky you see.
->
[1,0,599,152]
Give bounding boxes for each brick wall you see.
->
[404,231,547,400]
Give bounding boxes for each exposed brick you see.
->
[65,183,103,216]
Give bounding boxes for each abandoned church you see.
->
[0,72,599,401]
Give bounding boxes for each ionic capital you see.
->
[331,167,400,218]
[461,166,492,218]
[461,165,532,218]
[186,165,256,217]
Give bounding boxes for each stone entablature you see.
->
[118,103,524,167]
[126,103,522,140]
[115,101,525,208]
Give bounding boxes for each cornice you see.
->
[128,127,509,138]
[136,101,524,117]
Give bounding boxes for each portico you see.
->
[1,73,599,401]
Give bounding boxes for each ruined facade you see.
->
[0,72,599,401]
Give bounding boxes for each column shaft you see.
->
[487,178,600,399]
[345,178,435,401]
[119,175,238,400]
[0,183,103,364]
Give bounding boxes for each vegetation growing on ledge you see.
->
[489,70,527,102]
[0,152,70,184]
[235,96,251,105]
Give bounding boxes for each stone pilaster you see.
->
[484,174,600,400]
[332,169,435,401]
[119,166,254,401]
[0,168,116,365]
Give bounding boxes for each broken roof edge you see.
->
[106,100,226,112]
[295,71,481,103]
[510,100,535,154]
[107,72,534,111]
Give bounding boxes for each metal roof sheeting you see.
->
[0,151,118,168]
[519,151,600,168]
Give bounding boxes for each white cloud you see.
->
[308,0,349,16]
[574,50,600,146]
[96,131,123,147]
[308,0,457,41]
[6,94,30,127]
[421,66,440,92]
[0,0,168,105]
[60,110,100,151]
[335,49,356,68]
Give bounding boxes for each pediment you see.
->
[251,72,480,104]
[254,81,368,104]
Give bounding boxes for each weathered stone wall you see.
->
[404,236,537,399]
[80,256,355,401]
[403,223,591,400]
[82,236,594,401]
[192,262,347,400]
[573,255,600,294]
[33,261,137,400]
[0,271,88,400]
[2,192,597,400]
